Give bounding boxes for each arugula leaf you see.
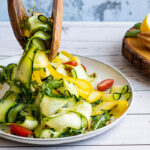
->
[91,110,111,130]
[0,64,17,84]
[59,128,86,137]
[13,81,33,104]
[40,76,63,96]
[0,72,6,84]
[92,99,101,107]
[28,5,36,17]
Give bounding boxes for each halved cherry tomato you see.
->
[81,64,87,72]
[64,61,77,66]
[97,79,114,91]
[10,124,33,137]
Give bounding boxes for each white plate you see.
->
[0,55,133,145]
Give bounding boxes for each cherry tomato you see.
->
[10,124,33,137]
[97,79,114,91]
[64,61,77,66]
[81,64,87,72]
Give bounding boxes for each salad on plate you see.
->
[0,9,131,139]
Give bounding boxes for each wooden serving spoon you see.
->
[7,0,63,60]
[8,0,27,48]
[50,0,63,60]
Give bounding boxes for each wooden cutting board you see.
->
[122,33,150,77]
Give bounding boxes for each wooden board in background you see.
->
[122,35,150,77]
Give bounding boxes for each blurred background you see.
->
[0,0,149,21]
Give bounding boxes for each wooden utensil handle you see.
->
[8,0,27,48]
[50,0,63,60]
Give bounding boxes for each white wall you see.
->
[0,0,149,21]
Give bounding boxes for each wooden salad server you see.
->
[8,0,28,48]
[7,0,63,60]
[50,0,63,60]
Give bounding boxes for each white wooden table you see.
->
[0,22,150,150]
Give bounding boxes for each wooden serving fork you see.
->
[7,0,63,60]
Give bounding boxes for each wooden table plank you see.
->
[0,40,122,57]
[0,145,149,150]
[129,91,150,114]
[61,22,135,42]
[60,41,122,57]
[0,57,8,60]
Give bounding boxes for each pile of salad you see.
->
[0,9,131,138]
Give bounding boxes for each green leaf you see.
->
[125,30,141,37]
[91,110,111,130]
[133,23,141,29]
[40,76,63,96]
[0,64,17,84]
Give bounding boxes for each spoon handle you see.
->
[50,0,63,60]
[8,0,27,48]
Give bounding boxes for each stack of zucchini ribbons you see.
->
[0,10,131,138]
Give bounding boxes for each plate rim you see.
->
[0,55,134,145]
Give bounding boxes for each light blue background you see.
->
[0,0,150,21]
